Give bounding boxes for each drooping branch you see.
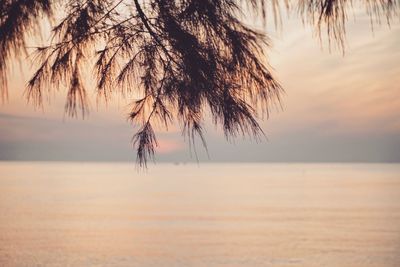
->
[0,0,53,100]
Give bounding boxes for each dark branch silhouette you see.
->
[0,0,398,166]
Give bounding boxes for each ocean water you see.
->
[0,162,399,267]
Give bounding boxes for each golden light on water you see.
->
[1,163,399,266]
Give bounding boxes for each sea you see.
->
[0,162,399,267]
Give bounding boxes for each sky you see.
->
[0,7,399,163]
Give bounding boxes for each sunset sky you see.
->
[1,9,399,162]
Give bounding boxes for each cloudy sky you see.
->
[1,8,399,162]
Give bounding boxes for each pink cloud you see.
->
[155,138,183,154]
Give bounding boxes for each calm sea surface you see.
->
[0,162,399,267]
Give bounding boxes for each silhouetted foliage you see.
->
[0,0,398,166]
